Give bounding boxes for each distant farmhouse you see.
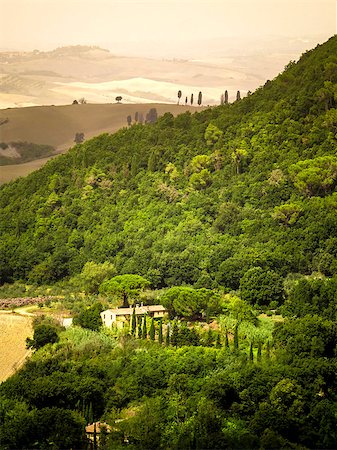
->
[101,304,167,328]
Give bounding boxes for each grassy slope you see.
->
[0,103,198,182]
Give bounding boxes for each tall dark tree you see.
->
[190,93,194,105]
[127,115,132,127]
[74,132,84,144]
[177,90,182,105]
[134,111,139,123]
[198,91,202,106]
[257,341,262,362]
[171,322,179,347]
[137,316,142,339]
[131,307,136,335]
[185,96,188,105]
[142,314,147,339]
[165,324,170,346]
[236,90,241,101]
[158,320,163,344]
[146,108,158,124]
[138,112,144,124]
[225,332,229,350]
[233,324,239,353]
[225,90,229,104]
[115,96,122,103]
[249,341,254,362]
[149,318,155,341]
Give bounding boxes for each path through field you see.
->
[0,312,33,383]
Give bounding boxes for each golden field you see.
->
[0,313,33,383]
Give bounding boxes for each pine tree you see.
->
[142,314,147,339]
[131,307,136,335]
[257,341,262,362]
[249,341,254,362]
[158,320,163,344]
[149,318,155,341]
[165,324,170,346]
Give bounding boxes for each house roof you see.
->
[101,305,167,317]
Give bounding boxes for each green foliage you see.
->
[100,274,150,306]
[74,260,116,293]
[149,317,155,341]
[161,286,221,320]
[289,156,337,197]
[26,323,60,350]
[73,302,104,331]
[240,267,284,307]
[204,124,223,146]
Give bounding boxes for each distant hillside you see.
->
[0,36,336,288]
[0,103,198,183]
[0,42,318,109]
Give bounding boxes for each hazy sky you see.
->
[1,0,335,53]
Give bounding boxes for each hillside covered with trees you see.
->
[0,36,337,449]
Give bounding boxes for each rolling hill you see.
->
[0,36,336,288]
[0,102,197,183]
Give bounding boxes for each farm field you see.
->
[0,312,33,383]
[0,102,198,183]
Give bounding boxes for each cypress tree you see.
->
[249,341,254,362]
[158,320,163,344]
[215,333,221,348]
[171,322,179,347]
[198,91,202,106]
[225,332,229,350]
[206,329,213,347]
[149,318,155,341]
[236,90,241,101]
[137,316,142,339]
[142,314,147,339]
[93,422,97,450]
[165,324,170,346]
[88,402,94,424]
[190,93,194,105]
[185,96,188,105]
[257,341,262,362]
[225,90,229,104]
[177,90,182,105]
[234,324,239,353]
[131,307,136,335]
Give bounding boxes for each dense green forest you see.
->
[0,36,337,449]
